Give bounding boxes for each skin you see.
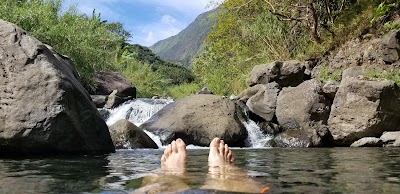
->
[138,137,263,193]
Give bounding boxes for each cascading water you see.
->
[104,98,173,148]
[104,98,272,148]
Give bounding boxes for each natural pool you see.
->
[1,148,400,193]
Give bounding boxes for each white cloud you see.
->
[62,0,214,46]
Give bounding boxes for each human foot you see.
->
[208,137,235,167]
[161,138,187,175]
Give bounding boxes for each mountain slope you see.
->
[150,9,217,68]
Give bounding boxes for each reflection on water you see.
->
[1,148,400,193]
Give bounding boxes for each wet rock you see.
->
[328,77,400,146]
[104,90,133,109]
[0,19,114,154]
[276,79,331,131]
[141,95,248,147]
[322,80,339,99]
[246,83,280,122]
[93,71,136,97]
[380,131,400,143]
[247,60,306,87]
[98,109,110,121]
[350,137,383,147]
[273,130,313,148]
[109,120,158,149]
[311,125,334,147]
[91,95,108,108]
[259,122,281,136]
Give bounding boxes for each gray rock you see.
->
[109,119,158,149]
[104,90,133,109]
[0,19,114,154]
[93,71,136,97]
[322,80,339,99]
[247,60,306,87]
[276,79,331,131]
[311,125,334,147]
[392,138,400,147]
[273,130,313,148]
[381,30,400,63]
[141,94,248,147]
[380,131,400,143]
[350,137,383,147]
[91,95,108,108]
[328,77,400,146]
[235,84,265,102]
[196,87,213,94]
[342,66,364,78]
[246,83,280,122]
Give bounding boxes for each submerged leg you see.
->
[202,137,264,193]
[137,138,189,193]
[161,138,187,175]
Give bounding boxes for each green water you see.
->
[1,148,400,193]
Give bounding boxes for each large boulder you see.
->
[328,77,400,146]
[246,83,280,122]
[93,71,136,97]
[247,60,306,87]
[141,95,248,147]
[0,19,114,154]
[276,79,331,131]
[109,120,158,149]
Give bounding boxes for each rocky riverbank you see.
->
[1,19,400,155]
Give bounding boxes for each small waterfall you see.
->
[106,98,173,126]
[105,98,173,148]
[242,119,273,148]
[104,98,272,148]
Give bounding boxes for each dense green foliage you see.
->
[150,9,216,68]
[0,0,194,98]
[0,0,124,88]
[192,0,391,95]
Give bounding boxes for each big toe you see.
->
[210,137,221,150]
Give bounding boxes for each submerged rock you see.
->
[141,94,248,147]
[109,120,157,149]
[328,77,400,146]
[0,19,114,154]
[273,130,313,148]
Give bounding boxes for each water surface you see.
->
[1,148,400,193]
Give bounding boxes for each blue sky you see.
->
[63,0,214,46]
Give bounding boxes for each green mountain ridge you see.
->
[150,9,217,68]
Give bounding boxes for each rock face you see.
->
[109,120,158,149]
[0,19,114,154]
[141,94,248,147]
[246,83,280,122]
[328,77,400,146]
[93,71,136,97]
[322,80,339,99]
[91,95,108,108]
[247,60,306,87]
[276,79,331,131]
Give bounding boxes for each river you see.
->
[1,148,400,193]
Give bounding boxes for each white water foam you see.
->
[242,118,273,148]
[105,98,272,148]
[106,98,173,126]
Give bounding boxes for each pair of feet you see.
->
[160,137,235,173]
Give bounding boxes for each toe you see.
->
[228,150,235,163]
[165,144,172,157]
[210,138,220,151]
[176,138,186,153]
[219,140,225,156]
[171,140,178,153]
[224,144,229,160]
